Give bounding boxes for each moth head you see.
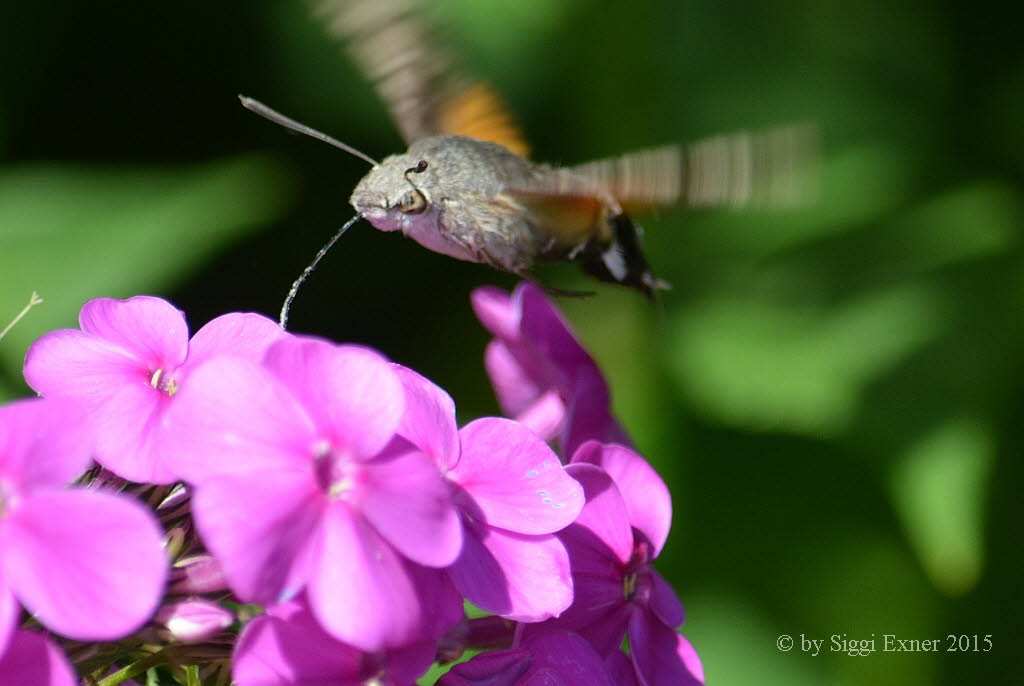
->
[350,154,438,231]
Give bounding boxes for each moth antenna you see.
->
[239,95,380,167]
[279,213,363,329]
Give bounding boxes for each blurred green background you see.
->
[1,1,1021,684]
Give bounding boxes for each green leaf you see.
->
[0,155,291,398]
[889,417,993,595]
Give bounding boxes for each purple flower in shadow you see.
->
[439,630,617,686]
[525,443,703,686]
[471,283,629,457]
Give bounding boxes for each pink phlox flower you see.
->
[233,597,436,686]
[438,630,617,686]
[0,398,168,654]
[525,445,703,686]
[162,336,463,651]
[471,283,630,457]
[0,630,76,686]
[394,365,584,622]
[23,296,285,483]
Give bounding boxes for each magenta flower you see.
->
[23,296,284,483]
[526,446,703,686]
[471,283,629,456]
[162,336,463,651]
[0,398,168,653]
[395,366,584,621]
[233,598,435,686]
[438,630,617,686]
[0,630,76,686]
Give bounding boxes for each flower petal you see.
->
[471,286,520,340]
[0,572,18,656]
[571,442,671,556]
[562,374,629,458]
[190,472,323,604]
[23,328,145,409]
[78,296,189,369]
[517,284,596,385]
[0,630,76,686]
[628,608,703,686]
[161,357,316,483]
[185,312,285,370]
[264,338,403,459]
[452,418,583,534]
[233,607,362,686]
[605,651,641,686]
[356,437,461,567]
[483,339,545,418]
[648,569,685,630]
[308,504,424,651]
[2,489,167,640]
[89,381,176,483]
[393,364,459,470]
[0,398,92,489]
[518,630,618,686]
[449,523,572,622]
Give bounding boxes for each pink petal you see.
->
[393,364,459,470]
[562,464,633,566]
[264,338,403,459]
[0,398,92,489]
[471,286,519,340]
[161,357,317,483]
[23,328,146,408]
[185,312,285,369]
[0,630,76,686]
[307,504,423,651]
[89,380,176,483]
[0,573,17,655]
[648,569,685,630]
[514,389,567,446]
[571,442,671,556]
[449,524,572,622]
[628,608,703,686]
[484,340,544,418]
[78,296,189,369]
[452,418,583,535]
[2,489,167,641]
[190,472,323,604]
[356,438,461,567]
[233,604,361,686]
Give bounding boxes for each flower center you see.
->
[622,539,654,603]
[150,368,179,396]
[312,440,356,500]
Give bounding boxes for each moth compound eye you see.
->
[398,189,428,214]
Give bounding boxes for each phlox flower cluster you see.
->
[0,282,702,686]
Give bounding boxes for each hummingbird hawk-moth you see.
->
[243,0,815,323]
